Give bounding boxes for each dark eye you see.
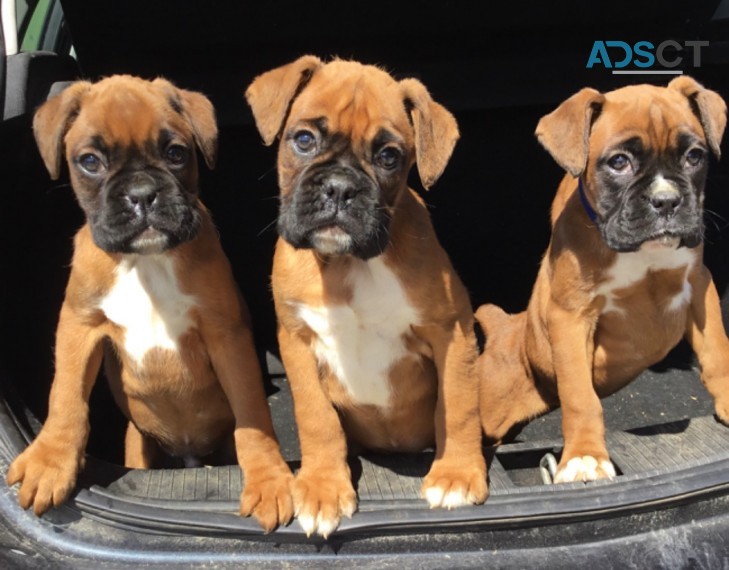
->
[78,153,103,174]
[165,144,188,165]
[293,130,317,153]
[607,153,631,172]
[376,147,401,169]
[685,148,704,168]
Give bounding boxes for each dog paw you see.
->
[240,465,295,533]
[6,436,84,515]
[422,460,488,509]
[713,397,729,426]
[553,455,616,483]
[292,469,357,538]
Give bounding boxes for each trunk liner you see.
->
[65,414,729,540]
[93,414,729,503]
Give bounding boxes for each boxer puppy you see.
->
[6,75,293,532]
[477,76,729,483]
[246,56,487,537]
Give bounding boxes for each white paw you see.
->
[297,513,317,537]
[297,512,337,539]
[296,505,354,538]
[554,456,616,483]
[424,485,472,509]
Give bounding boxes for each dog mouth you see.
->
[128,226,170,255]
[605,229,689,253]
[309,224,354,256]
[640,233,682,251]
[601,211,703,252]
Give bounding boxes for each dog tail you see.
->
[475,303,513,339]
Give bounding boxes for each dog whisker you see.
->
[257,218,279,237]
[257,166,277,181]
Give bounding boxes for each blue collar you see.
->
[578,178,598,224]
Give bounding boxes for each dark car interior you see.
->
[2,0,729,564]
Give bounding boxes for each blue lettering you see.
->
[605,41,633,68]
[633,41,655,68]
[586,41,612,69]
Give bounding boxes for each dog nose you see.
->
[322,173,361,207]
[649,190,682,217]
[126,181,159,209]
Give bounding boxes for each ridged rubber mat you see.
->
[98,415,729,505]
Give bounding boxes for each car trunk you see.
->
[2,0,729,565]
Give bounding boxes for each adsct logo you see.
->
[586,40,709,75]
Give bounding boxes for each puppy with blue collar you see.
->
[478,76,729,483]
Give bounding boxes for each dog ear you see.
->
[400,78,459,190]
[669,76,727,159]
[245,55,323,146]
[153,79,218,169]
[33,81,92,180]
[536,88,605,177]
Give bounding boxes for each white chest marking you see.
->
[296,258,420,408]
[596,243,697,315]
[99,255,197,364]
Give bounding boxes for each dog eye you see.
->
[165,144,188,165]
[293,130,317,153]
[376,147,401,169]
[607,153,631,172]
[78,153,103,174]
[685,148,704,168]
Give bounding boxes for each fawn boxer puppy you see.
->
[246,56,487,537]
[478,76,729,483]
[7,76,293,531]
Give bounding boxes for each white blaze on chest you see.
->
[596,243,697,315]
[296,257,420,408]
[99,255,197,364]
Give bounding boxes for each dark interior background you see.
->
[1,1,728,463]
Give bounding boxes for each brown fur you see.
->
[247,57,486,536]
[6,76,293,532]
[478,77,729,480]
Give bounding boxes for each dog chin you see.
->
[310,226,354,256]
[640,235,681,251]
[129,228,170,255]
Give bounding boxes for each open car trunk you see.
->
[2,1,729,566]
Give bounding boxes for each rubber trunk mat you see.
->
[91,414,729,503]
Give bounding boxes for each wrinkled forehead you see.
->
[67,81,189,149]
[287,63,413,145]
[590,85,706,153]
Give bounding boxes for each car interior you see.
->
[2,0,729,564]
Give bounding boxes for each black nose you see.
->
[126,179,159,209]
[650,190,682,217]
[322,172,361,208]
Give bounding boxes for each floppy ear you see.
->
[535,88,605,177]
[33,81,92,180]
[245,55,323,146]
[668,75,727,159]
[153,78,218,169]
[400,78,459,190]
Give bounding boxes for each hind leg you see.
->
[476,304,556,443]
[685,267,729,424]
[480,357,555,443]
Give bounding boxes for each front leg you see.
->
[203,319,294,533]
[685,266,729,423]
[124,421,159,469]
[279,325,356,538]
[548,301,616,483]
[6,303,104,514]
[419,317,488,508]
